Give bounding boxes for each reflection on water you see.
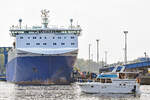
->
[79,93,139,100]
[0,81,149,100]
[140,85,150,100]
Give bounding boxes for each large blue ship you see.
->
[6,10,81,84]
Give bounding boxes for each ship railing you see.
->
[10,25,81,30]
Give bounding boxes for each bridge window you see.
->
[26,43,30,45]
[53,43,57,45]
[71,36,75,39]
[58,37,61,39]
[71,43,75,45]
[39,37,42,39]
[61,43,65,45]
[20,37,23,39]
[64,37,67,39]
[28,37,30,39]
[36,43,40,45]
[33,37,36,39]
[43,43,47,45]
[53,37,55,39]
[44,37,47,39]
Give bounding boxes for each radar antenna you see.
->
[41,9,49,28]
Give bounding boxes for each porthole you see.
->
[71,43,75,45]
[33,37,36,39]
[53,43,57,45]
[43,43,46,45]
[71,36,75,39]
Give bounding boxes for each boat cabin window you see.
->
[118,73,139,79]
[97,78,112,83]
[104,79,112,83]
[119,73,126,79]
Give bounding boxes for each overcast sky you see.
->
[0,0,150,64]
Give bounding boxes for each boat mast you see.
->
[41,9,49,28]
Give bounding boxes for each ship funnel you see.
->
[19,19,22,29]
[41,9,49,28]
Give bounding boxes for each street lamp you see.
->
[96,39,99,63]
[124,31,128,64]
[89,44,91,72]
[105,51,107,66]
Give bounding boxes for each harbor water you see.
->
[0,81,150,100]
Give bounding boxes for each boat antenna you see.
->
[41,9,49,28]
[19,19,22,29]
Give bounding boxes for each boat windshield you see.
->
[97,74,118,78]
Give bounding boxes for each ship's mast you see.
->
[41,9,49,28]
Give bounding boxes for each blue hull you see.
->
[6,56,76,84]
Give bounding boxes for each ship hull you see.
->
[6,55,76,84]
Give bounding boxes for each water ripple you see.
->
[0,82,144,100]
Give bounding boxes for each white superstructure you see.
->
[9,9,81,55]
[16,34,78,54]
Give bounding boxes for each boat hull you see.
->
[6,56,76,84]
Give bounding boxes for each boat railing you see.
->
[75,76,114,83]
[10,26,32,30]
[75,78,93,82]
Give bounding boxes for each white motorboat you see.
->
[77,66,140,94]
